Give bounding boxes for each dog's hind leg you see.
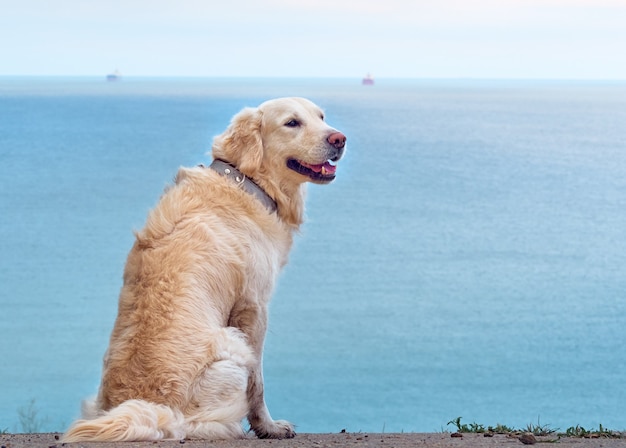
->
[183,327,253,440]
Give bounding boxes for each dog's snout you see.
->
[327,131,346,150]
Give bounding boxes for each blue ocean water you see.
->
[1,77,625,434]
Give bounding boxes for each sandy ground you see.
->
[2,432,626,448]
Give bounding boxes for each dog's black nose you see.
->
[327,131,346,150]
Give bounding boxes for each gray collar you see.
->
[209,159,277,214]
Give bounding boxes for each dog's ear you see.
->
[212,107,263,176]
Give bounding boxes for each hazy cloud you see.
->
[1,0,625,78]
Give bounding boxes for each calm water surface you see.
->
[1,77,625,433]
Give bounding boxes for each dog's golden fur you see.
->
[62,97,346,442]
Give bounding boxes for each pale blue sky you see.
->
[2,0,626,79]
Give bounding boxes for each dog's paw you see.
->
[253,419,296,439]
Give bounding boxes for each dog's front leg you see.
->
[229,305,296,439]
[247,361,295,439]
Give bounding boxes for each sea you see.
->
[1,77,625,434]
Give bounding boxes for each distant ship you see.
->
[106,69,121,82]
[362,73,374,85]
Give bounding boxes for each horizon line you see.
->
[1,74,626,82]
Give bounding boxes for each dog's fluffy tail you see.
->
[62,393,248,443]
[61,399,187,442]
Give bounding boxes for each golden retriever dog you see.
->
[62,97,346,442]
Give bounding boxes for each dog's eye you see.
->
[285,119,300,127]
[320,114,325,121]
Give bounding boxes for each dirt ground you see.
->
[2,432,626,448]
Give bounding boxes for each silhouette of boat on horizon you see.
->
[106,69,121,82]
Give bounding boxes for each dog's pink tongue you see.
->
[322,162,336,174]
[304,161,336,174]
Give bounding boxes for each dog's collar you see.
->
[208,159,277,214]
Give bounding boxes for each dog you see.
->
[62,97,346,442]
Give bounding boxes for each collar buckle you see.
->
[208,159,277,214]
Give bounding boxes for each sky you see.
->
[2,0,626,79]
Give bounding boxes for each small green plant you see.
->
[487,423,516,434]
[447,417,486,433]
[17,399,47,433]
[446,417,623,439]
[523,417,557,436]
[566,425,592,437]
[564,424,621,438]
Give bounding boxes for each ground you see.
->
[2,432,626,448]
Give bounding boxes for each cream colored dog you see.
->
[63,97,346,442]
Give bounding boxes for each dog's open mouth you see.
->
[287,159,337,182]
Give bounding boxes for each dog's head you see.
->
[212,97,346,186]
